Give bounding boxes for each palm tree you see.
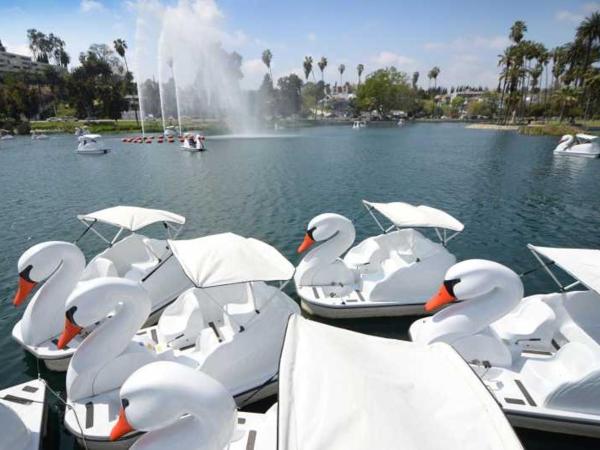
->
[338,64,345,87]
[509,20,527,44]
[317,57,328,117]
[318,57,328,82]
[412,71,419,89]
[357,64,364,85]
[430,66,440,89]
[303,56,313,81]
[576,12,600,87]
[113,39,129,73]
[262,49,273,81]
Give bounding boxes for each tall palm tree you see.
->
[430,66,440,89]
[317,57,328,117]
[509,20,527,44]
[113,39,129,73]
[576,12,600,87]
[338,64,345,87]
[357,64,364,85]
[303,56,313,81]
[412,71,419,89]
[262,49,273,81]
[318,57,328,82]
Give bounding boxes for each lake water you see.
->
[1,123,599,449]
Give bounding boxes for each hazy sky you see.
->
[0,0,597,89]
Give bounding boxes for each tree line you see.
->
[497,13,600,122]
[0,29,134,130]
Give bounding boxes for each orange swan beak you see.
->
[297,233,315,253]
[110,407,134,441]
[13,276,37,307]
[425,283,457,312]
[57,317,82,349]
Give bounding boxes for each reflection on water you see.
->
[0,124,598,448]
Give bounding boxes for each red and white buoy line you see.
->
[121,135,185,144]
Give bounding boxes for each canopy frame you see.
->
[363,201,462,246]
[527,244,584,293]
[75,214,184,253]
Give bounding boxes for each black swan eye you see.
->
[443,279,460,297]
[121,398,129,409]
[19,265,34,282]
[66,306,79,326]
[306,226,316,240]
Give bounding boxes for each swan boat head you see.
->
[425,259,523,313]
[295,213,357,296]
[57,277,150,349]
[297,213,355,253]
[13,241,84,307]
[110,361,236,447]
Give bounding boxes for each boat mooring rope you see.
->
[36,358,89,450]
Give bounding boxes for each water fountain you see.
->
[134,0,255,136]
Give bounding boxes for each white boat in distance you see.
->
[295,200,463,318]
[181,134,207,152]
[0,379,47,450]
[554,134,600,158]
[12,206,191,371]
[352,120,366,129]
[77,134,110,154]
[411,244,600,438]
[107,315,523,450]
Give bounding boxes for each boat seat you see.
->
[157,289,205,349]
[80,257,118,281]
[522,342,600,414]
[492,297,557,347]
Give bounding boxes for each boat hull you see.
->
[508,410,600,439]
[76,149,110,155]
[301,297,426,318]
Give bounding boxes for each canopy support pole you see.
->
[365,204,386,233]
[529,247,565,291]
[564,280,582,291]
[74,219,97,244]
[142,253,173,282]
[111,228,125,245]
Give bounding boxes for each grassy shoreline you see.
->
[25,118,600,137]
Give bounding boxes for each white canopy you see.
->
[529,244,600,294]
[168,233,295,288]
[576,133,598,142]
[278,316,522,450]
[363,200,464,231]
[79,134,102,141]
[78,206,186,231]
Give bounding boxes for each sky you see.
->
[0,0,598,90]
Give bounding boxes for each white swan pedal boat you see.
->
[295,200,463,318]
[77,134,110,154]
[180,134,207,152]
[58,232,299,448]
[11,206,191,371]
[0,379,47,450]
[554,134,600,158]
[410,245,600,438]
[105,316,522,450]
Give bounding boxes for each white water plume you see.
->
[133,0,255,135]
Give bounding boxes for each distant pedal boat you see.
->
[76,134,110,154]
[554,134,600,158]
[180,133,207,152]
[295,200,464,318]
